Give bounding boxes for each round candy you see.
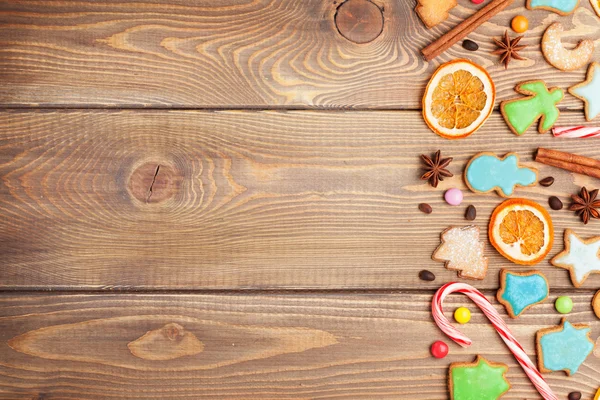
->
[555,296,573,314]
[454,307,471,324]
[511,15,529,33]
[444,188,463,206]
[471,0,485,4]
[430,341,449,358]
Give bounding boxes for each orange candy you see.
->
[511,15,529,33]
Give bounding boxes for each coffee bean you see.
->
[418,203,432,214]
[465,205,476,221]
[539,176,555,187]
[462,39,479,51]
[419,270,436,281]
[549,196,563,210]
[568,392,582,400]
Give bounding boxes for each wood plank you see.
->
[1,109,600,289]
[0,0,599,108]
[0,292,598,399]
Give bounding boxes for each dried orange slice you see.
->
[423,59,495,139]
[592,0,600,18]
[489,198,553,265]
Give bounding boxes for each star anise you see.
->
[421,150,453,188]
[569,186,600,224]
[492,31,527,69]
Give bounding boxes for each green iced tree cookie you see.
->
[450,355,510,400]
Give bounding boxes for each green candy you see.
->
[555,296,573,314]
[450,356,510,400]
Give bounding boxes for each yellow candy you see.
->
[594,388,600,400]
[454,307,471,324]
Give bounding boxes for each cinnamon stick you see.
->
[421,0,514,61]
[535,148,600,179]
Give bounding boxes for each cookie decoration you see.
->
[536,319,594,375]
[432,225,488,280]
[449,356,510,400]
[594,290,600,319]
[569,63,600,121]
[542,23,593,71]
[501,81,563,135]
[465,153,537,197]
[422,59,495,139]
[488,198,553,266]
[497,269,549,318]
[415,0,457,29]
[551,229,600,287]
[527,0,579,14]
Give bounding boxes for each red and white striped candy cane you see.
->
[553,126,600,138]
[432,282,557,400]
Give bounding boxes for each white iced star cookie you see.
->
[569,63,600,121]
[551,229,600,287]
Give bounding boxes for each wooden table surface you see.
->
[1,0,600,398]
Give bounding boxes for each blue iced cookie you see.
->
[465,153,538,197]
[536,319,594,375]
[527,0,579,15]
[497,269,549,318]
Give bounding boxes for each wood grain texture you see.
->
[1,0,600,108]
[2,109,600,290]
[0,292,598,399]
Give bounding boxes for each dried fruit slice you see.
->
[592,0,600,18]
[423,59,495,139]
[489,198,554,265]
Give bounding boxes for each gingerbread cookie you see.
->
[432,225,488,280]
[551,229,600,288]
[465,153,537,197]
[542,23,593,71]
[536,318,594,375]
[569,63,600,121]
[448,356,510,400]
[497,269,548,318]
[593,290,600,319]
[415,0,457,29]
[527,0,579,15]
[501,81,563,135]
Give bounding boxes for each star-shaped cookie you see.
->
[551,229,600,287]
[569,62,600,121]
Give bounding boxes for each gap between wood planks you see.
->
[0,288,597,294]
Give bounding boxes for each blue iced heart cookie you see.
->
[465,153,538,197]
[497,270,549,318]
[536,319,594,375]
[527,0,579,15]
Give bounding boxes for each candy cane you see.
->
[432,282,557,400]
[553,126,600,138]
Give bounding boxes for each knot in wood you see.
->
[335,0,383,44]
[164,323,184,341]
[129,162,180,204]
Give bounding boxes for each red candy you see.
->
[431,340,449,358]
[472,0,485,3]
